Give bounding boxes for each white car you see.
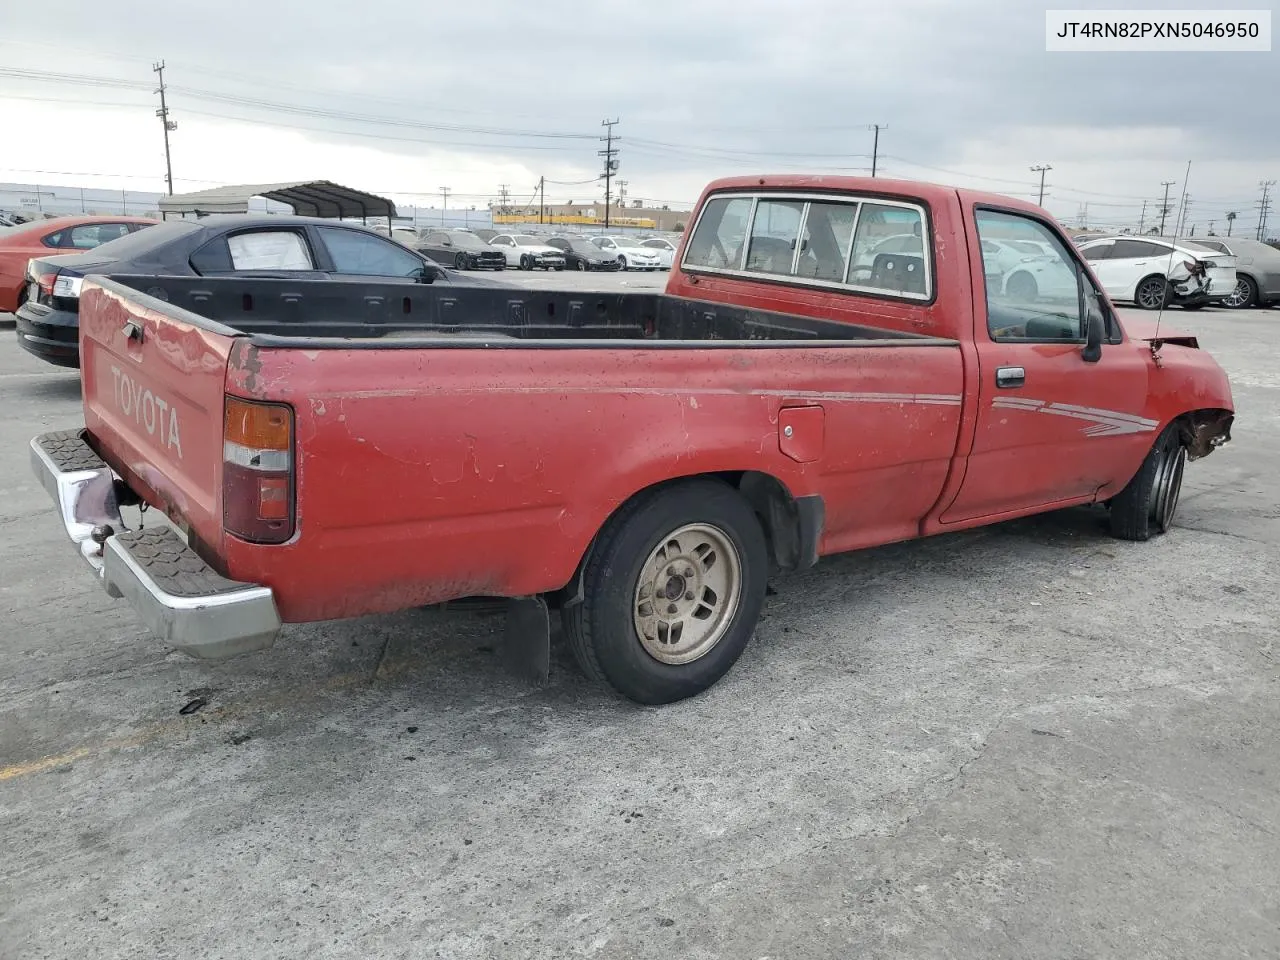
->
[488,234,567,270]
[593,236,663,270]
[1078,236,1237,310]
[640,236,678,269]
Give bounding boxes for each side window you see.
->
[847,202,928,296]
[1081,242,1114,262]
[977,210,1083,342]
[189,237,234,274]
[316,227,424,277]
[67,223,131,249]
[226,230,315,270]
[795,200,858,281]
[684,195,753,269]
[1111,239,1159,259]
[41,230,64,248]
[745,199,804,275]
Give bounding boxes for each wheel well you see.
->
[1172,408,1233,460]
[556,470,820,607]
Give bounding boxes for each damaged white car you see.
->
[1078,236,1237,310]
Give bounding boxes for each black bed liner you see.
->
[103,274,956,348]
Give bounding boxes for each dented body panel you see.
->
[65,174,1235,634]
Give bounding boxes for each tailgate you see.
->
[79,277,236,551]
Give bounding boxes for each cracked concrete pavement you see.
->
[0,294,1277,959]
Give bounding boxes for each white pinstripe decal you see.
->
[991,397,1158,437]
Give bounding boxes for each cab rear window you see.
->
[683,191,932,301]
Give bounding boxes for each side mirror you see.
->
[1082,301,1104,363]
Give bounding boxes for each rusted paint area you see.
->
[227,339,265,397]
[1181,409,1234,460]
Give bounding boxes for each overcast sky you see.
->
[0,0,1275,232]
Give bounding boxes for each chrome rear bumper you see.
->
[30,430,281,659]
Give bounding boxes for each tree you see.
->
[1226,211,1237,236]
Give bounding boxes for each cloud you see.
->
[0,0,1273,229]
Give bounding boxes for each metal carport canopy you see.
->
[156,180,397,219]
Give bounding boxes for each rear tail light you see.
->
[223,396,295,544]
[34,271,58,299]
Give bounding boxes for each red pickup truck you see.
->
[31,175,1234,704]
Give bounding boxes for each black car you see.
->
[15,214,473,369]
[418,229,507,270]
[545,236,622,271]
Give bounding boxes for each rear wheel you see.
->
[1109,422,1186,541]
[1221,275,1258,309]
[562,479,768,705]
[1135,274,1171,310]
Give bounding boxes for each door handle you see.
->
[995,366,1025,388]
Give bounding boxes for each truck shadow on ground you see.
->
[277,502,1121,711]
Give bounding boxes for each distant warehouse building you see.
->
[491,201,691,233]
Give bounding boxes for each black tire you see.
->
[1180,302,1205,311]
[562,479,769,705]
[1006,271,1038,300]
[519,255,531,270]
[576,259,587,271]
[454,253,468,270]
[1109,422,1186,541]
[1135,274,1171,310]
[1221,274,1258,309]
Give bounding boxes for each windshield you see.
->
[570,240,602,254]
[513,235,541,246]
[611,237,644,248]
[448,233,486,249]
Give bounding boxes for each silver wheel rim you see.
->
[1150,442,1186,532]
[1222,278,1250,308]
[633,523,742,665]
[1137,278,1166,309]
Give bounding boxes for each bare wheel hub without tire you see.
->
[1150,439,1186,533]
[633,523,741,665]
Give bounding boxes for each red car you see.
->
[30,175,1234,704]
[0,215,156,313]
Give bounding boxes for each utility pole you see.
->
[1157,180,1176,236]
[1208,219,1215,236]
[599,118,620,230]
[869,124,887,177]
[439,186,450,225]
[1226,211,1237,236]
[153,61,177,195]
[1173,162,1192,238]
[498,184,510,209]
[1138,199,1148,235]
[1030,164,1052,206]
[617,179,628,209]
[1256,180,1276,241]
[538,176,545,224]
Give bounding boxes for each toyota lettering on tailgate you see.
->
[110,364,184,459]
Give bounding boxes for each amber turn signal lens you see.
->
[225,397,292,451]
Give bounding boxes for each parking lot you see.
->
[1,280,1278,959]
